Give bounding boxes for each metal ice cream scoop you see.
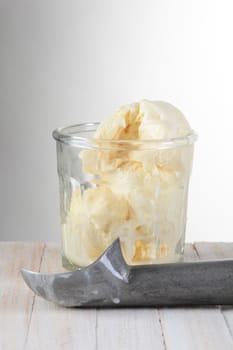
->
[21,239,233,307]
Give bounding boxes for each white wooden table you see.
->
[1,242,233,349]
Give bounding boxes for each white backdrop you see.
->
[0,0,232,242]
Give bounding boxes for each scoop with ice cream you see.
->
[59,100,196,267]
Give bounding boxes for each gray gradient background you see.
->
[0,0,232,242]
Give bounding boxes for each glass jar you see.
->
[53,123,197,270]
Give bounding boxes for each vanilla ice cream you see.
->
[60,100,196,267]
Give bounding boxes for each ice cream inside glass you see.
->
[53,100,197,269]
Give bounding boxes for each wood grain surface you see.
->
[1,242,233,350]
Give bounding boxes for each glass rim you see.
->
[52,122,198,150]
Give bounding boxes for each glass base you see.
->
[62,254,82,271]
[62,250,185,271]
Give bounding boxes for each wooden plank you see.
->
[194,242,233,260]
[194,242,233,340]
[157,243,233,350]
[97,308,165,350]
[3,241,233,349]
[25,243,96,350]
[0,242,45,350]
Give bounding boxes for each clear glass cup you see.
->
[53,123,197,270]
